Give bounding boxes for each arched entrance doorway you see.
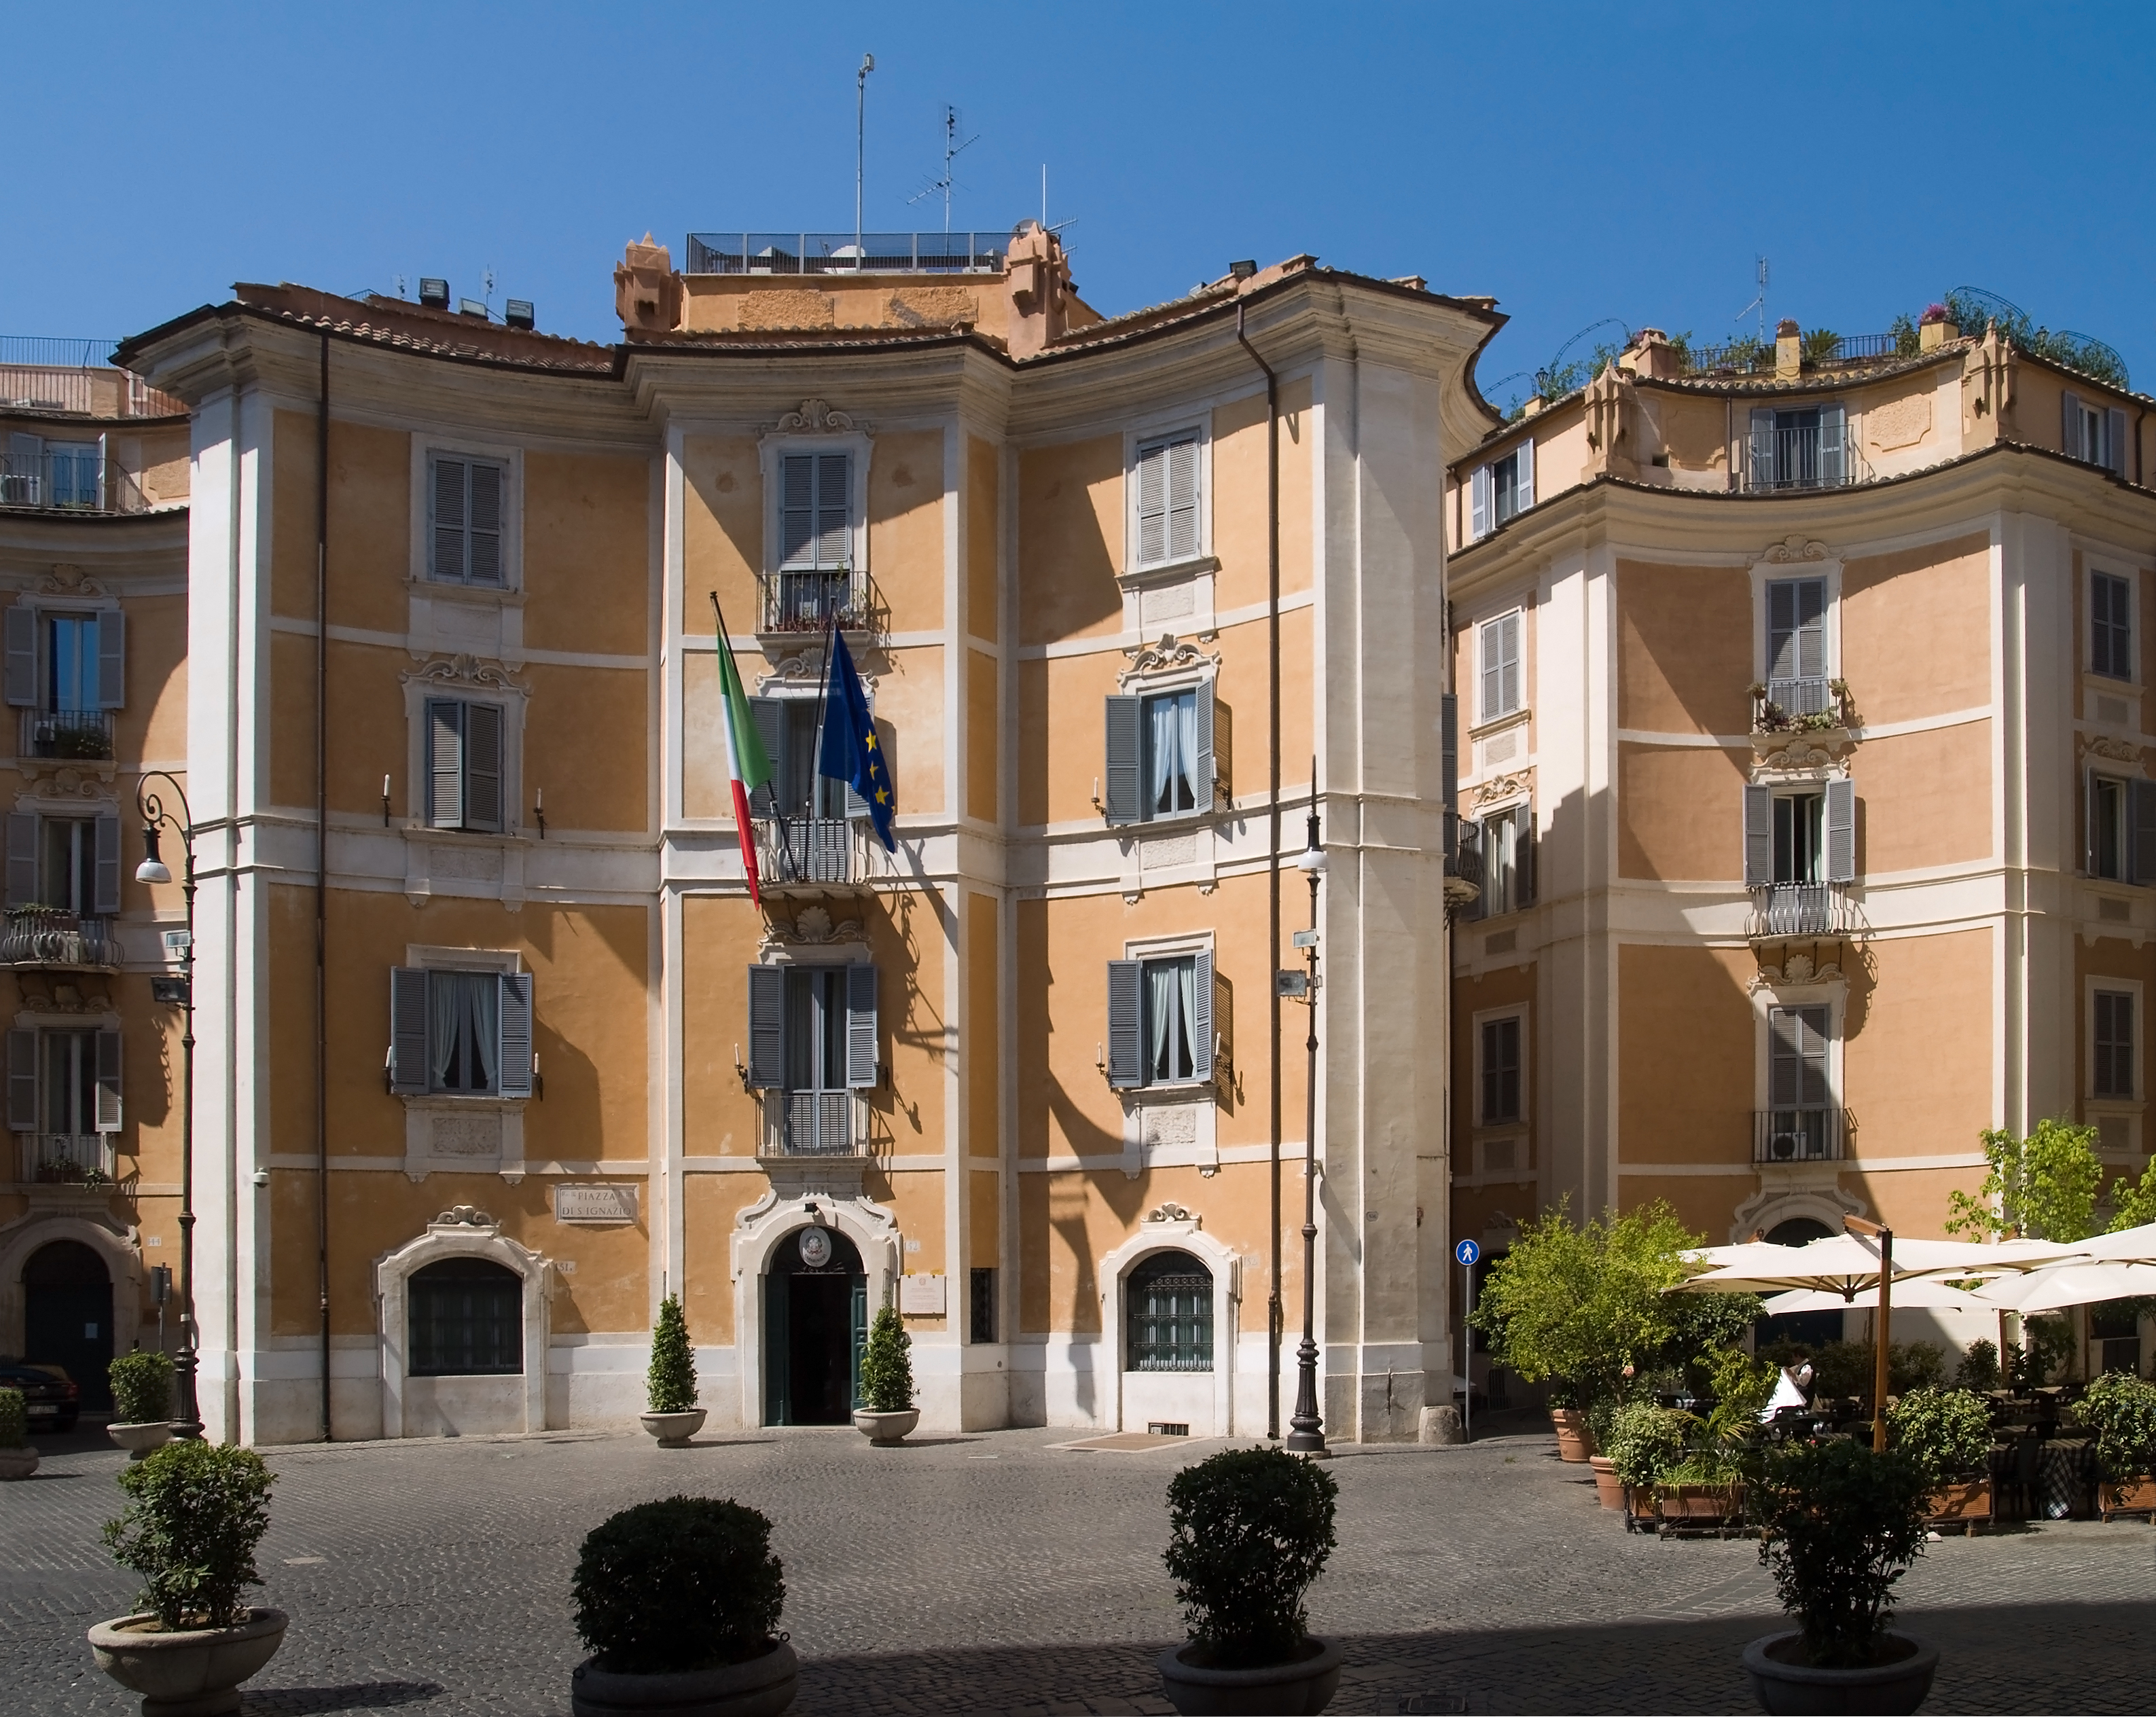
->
[25,1240,113,1409]
[1757,1217,1843,1350]
[764,1225,865,1426]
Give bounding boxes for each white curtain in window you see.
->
[429,974,460,1087]
[469,976,499,1091]
[1147,694,1179,812]
[1149,960,1176,1080]
[1176,957,1196,1078]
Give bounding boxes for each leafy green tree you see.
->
[1945,1119,2102,1243]
[2108,1154,2156,1232]
[647,1295,697,1414]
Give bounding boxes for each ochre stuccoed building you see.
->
[1445,312,2156,1375]
[101,230,1492,1443]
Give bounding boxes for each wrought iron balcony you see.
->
[0,450,149,513]
[1753,1108,1849,1165]
[757,568,883,638]
[1752,678,1856,734]
[1742,426,1874,494]
[1,906,120,970]
[18,1132,116,1184]
[21,707,115,761]
[1443,818,1484,912]
[769,1091,860,1157]
[685,231,1011,276]
[1748,883,1846,939]
[753,815,869,894]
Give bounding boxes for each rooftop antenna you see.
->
[1734,255,1768,343]
[855,53,876,271]
[483,266,497,317]
[395,274,408,300]
[1037,164,1076,238]
[908,105,978,234]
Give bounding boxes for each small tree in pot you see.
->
[88,1441,288,1712]
[641,1295,706,1447]
[1157,1447,1342,1715]
[1888,1387,1996,1526]
[569,1495,795,1717]
[853,1305,918,1444]
[1740,1440,1937,1714]
[108,1350,176,1460]
[0,1387,35,1481]
[2074,1370,2156,1515]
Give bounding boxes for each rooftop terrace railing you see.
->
[0,338,187,418]
[685,231,1012,276]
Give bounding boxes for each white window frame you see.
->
[2086,975,2145,1163]
[1474,1005,1528,1131]
[1123,418,1213,579]
[2087,769,2133,882]
[410,437,524,596]
[2089,562,2138,687]
[7,1014,124,1138]
[1750,984,1844,1126]
[1476,608,1525,724]
[396,944,532,1183]
[399,666,530,841]
[757,430,872,581]
[1113,928,1220,1170]
[1748,554,1843,691]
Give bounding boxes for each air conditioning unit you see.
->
[1769,1132,1801,1162]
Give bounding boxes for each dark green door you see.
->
[24,1240,113,1409]
[848,1273,868,1410]
[763,1272,791,1426]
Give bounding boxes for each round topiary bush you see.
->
[102,1440,276,1630]
[109,1351,175,1425]
[859,1305,913,1413]
[647,1295,697,1415]
[1164,1447,1337,1669]
[573,1496,785,1675]
[1886,1387,1994,1488]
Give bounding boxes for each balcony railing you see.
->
[21,707,115,760]
[1443,817,1484,911]
[1,906,120,970]
[753,814,867,891]
[1753,678,1856,733]
[1748,883,1846,939]
[758,568,883,637]
[1,338,186,417]
[1742,427,1874,494]
[1753,1108,1850,1165]
[685,231,1011,276]
[18,1132,117,1184]
[0,450,150,513]
[773,1091,858,1157]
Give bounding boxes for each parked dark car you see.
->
[0,1360,79,1433]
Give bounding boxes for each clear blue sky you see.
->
[10,1,2153,398]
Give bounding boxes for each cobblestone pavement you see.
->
[5,1420,2153,1715]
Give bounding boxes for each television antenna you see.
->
[483,267,497,317]
[1734,255,1768,342]
[909,105,979,234]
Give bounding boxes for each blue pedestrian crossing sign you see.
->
[1454,1238,1481,1267]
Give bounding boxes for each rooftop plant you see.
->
[1164,1446,1337,1670]
[573,1496,785,1674]
[103,1440,275,1631]
[647,1295,696,1415]
[109,1351,174,1426]
[1750,1439,1930,1669]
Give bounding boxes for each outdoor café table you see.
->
[2035,1437,2098,1519]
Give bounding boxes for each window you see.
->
[408,1257,522,1376]
[1469,440,1534,540]
[2092,573,2133,681]
[2095,990,2135,1099]
[1744,781,1854,892]
[2063,392,2129,478]
[2087,773,2156,884]
[2,435,101,509]
[1101,683,1215,825]
[1479,1015,1522,1126]
[428,456,505,585]
[1765,577,1829,715]
[744,962,880,1155]
[425,700,505,833]
[1746,404,1846,492]
[5,812,120,916]
[3,605,124,757]
[1104,952,1216,1089]
[1774,793,1823,885]
[1133,431,1200,568]
[387,967,535,1098]
[5,1026,121,1136]
[1128,1250,1212,1371]
[1762,1005,1834,1161]
[969,1267,996,1345]
[747,696,862,823]
[1475,803,1534,918]
[1478,611,1522,722]
[779,452,852,571]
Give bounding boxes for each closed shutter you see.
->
[94,1028,122,1132]
[464,702,505,833]
[2132,780,2156,888]
[93,813,120,914]
[1469,464,1491,541]
[3,606,34,706]
[5,813,35,907]
[389,967,430,1094]
[1470,816,1492,921]
[746,964,785,1089]
[1192,680,1217,806]
[844,962,879,1088]
[780,454,816,568]
[1134,437,1167,566]
[426,700,463,829]
[1824,778,1856,884]
[1818,403,1846,486]
[1498,611,1522,714]
[433,456,467,581]
[1767,579,1827,685]
[468,463,503,584]
[1189,950,1215,1084]
[2062,393,2085,462]
[96,609,125,709]
[815,453,850,568]
[1102,695,1140,825]
[842,689,872,820]
[1744,783,1773,886]
[1514,435,1534,512]
[2108,407,2131,480]
[496,973,535,1097]
[6,1029,36,1130]
[748,696,785,818]
[1165,435,1200,561]
[1106,959,1143,1088]
[1516,803,1537,905]
[1749,407,1775,487]
[1441,693,1458,860]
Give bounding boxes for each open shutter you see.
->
[2062,392,2085,462]
[1749,407,1775,488]
[1824,778,1856,884]
[1818,402,1846,486]
[95,609,125,709]
[2108,407,2131,480]
[5,813,35,908]
[496,972,534,1097]
[6,1029,37,1130]
[2132,780,2156,888]
[389,967,430,1095]
[1135,439,1166,565]
[1441,693,1459,860]
[93,813,120,915]
[1102,695,1140,825]
[1106,959,1143,1088]
[433,456,467,581]
[815,453,850,568]
[94,1028,122,1133]
[845,962,879,1088]
[1190,950,1215,1085]
[468,463,503,584]
[1516,803,1537,906]
[1743,783,1773,886]
[1193,680,1217,806]
[1498,612,1522,714]
[746,964,785,1089]
[780,454,815,568]
[3,605,35,706]
[748,696,785,818]
[1165,434,1200,561]
[426,700,463,829]
[1469,465,1491,541]
[1514,435,1534,511]
[464,702,505,832]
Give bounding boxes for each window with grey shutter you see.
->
[1818,403,1846,487]
[468,464,503,583]
[1469,465,1492,541]
[2094,990,2136,1098]
[1134,431,1200,568]
[779,453,852,571]
[1441,693,1459,861]
[429,455,508,585]
[844,962,878,1089]
[425,700,506,833]
[2107,406,2130,480]
[1514,803,1537,906]
[1766,578,1828,712]
[1824,778,1856,884]
[464,703,505,833]
[2093,573,2132,679]
[433,456,467,581]
[2131,780,2156,888]
[427,700,463,828]
[96,610,126,709]
[1743,782,1773,886]
[389,967,430,1095]
[1769,1005,1831,1109]
[1102,695,1140,825]
[1512,437,1534,516]
[5,813,35,908]
[496,973,534,1098]
[1479,1016,1522,1125]
[2063,392,2089,463]
[1479,612,1521,721]
[5,1028,35,1129]
[1191,681,1216,808]
[3,606,34,707]
[1189,951,1215,1085]
[2091,772,2126,879]
[93,813,120,915]
[1749,407,1776,489]
[1105,959,1143,1088]
[746,964,785,1089]
[94,1028,122,1132]
[747,696,785,818]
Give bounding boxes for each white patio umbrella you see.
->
[1761,1279,1993,1315]
[1677,1232,2080,1295]
[2073,1221,2156,1265]
[1972,1259,2156,1316]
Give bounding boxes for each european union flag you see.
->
[817,630,896,851]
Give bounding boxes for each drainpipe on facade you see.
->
[1236,300,1283,1441]
[316,333,332,1441]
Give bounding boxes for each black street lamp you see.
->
[135,772,202,1442]
[1284,806,1327,1456]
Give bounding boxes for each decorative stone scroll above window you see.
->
[1749,948,1850,993]
[1145,1201,1198,1226]
[758,905,869,953]
[772,399,858,436]
[1756,535,1833,566]
[1473,770,1534,811]
[2084,734,2142,765]
[1117,634,1219,689]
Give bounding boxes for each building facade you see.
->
[99,232,1488,1444]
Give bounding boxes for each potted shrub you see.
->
[107,1351,176,1461]
[1654,1350,1772,1526]
[1604,1401,1690,1523]
[1888,1387,1996,1529]
[1741,1440,1937,1714]
[2074,1370,2156,1519]
[88,1441,287,1714]
[0,1386,37,1481]
[569,1494,795,1717]
[1157,1446,1342,1715]
[641,1295,706,1447]
[852,1304,918,1445]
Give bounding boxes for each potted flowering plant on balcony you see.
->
[852,1305,918,1444]
[1887,1386,1997,1530]
[0,1387,37,1481]
[641,1295,706,1447]
[2074,1370,2156,1519]
[107,1350,175,1461]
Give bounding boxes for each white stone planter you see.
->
[1741,1630,1937,1716]
[852,1408,918,1445]
[0,1444,38,1481]
[571,1638,798,1717]
[109,1421,175,1461]
[1158,1636,1342,1715]
[641,1409,708,1449]
[88,1606,288,1717]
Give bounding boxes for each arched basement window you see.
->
[1128,1249,1213,1373]
[410,1257,523,1376]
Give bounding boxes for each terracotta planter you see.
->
[640,1409,707,1449]
[1624,1485,1660,1521]
[2098,1475,2156,1521]
[571,1638,798,1717]
[1587,1455,1624,1511]
[88,1606,288,1717]
[1655,1482,1746,1524]
[1158,1635,1343,1716]
[1925,1477,1992,1528]
[852,1408,920,1445]
[1740,1629,1937,1716]
[1551,1408,1596,1463]
[0,1444,38,1481]
[109,1421,175,1462]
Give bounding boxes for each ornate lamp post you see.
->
[1284,806,1327,1456]
[134,772,202,1441]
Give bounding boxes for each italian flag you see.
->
[715,615,774,905]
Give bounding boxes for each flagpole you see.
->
[711,592,795,883]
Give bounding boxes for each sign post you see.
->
[1454,1237,1481,1443]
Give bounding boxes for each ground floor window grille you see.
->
[1128,1250,1212,1372]
[408,1257,522,1376]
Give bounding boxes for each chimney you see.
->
[1918,302,1958,352]
[1619,327,1680,382]
[1003,221,1073,360]
[614,234,682,334]
[1775,317,1803,379]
